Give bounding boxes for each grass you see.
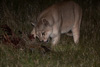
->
[0,0,100,67]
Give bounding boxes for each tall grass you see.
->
[0,0,100,67]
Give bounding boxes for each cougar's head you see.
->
[31,18,52,42]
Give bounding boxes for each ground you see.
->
[0,0,100,67]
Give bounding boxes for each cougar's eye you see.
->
[42,32,45,36]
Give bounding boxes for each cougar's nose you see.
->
[40,39,49,43]
[44,40,49,43]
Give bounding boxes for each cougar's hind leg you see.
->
[72,5,82,44]
[72,15,82,44]
[72,25,80,44]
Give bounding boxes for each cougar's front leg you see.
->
[51,26,61,46]
[51,34,60,46]
[51,17,61,46]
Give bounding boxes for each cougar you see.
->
[31,1,82,46]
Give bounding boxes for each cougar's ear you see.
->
[31,23,36,27]
[31,29,36,38]
[42,19,50,26]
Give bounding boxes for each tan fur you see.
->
[31,1,82,46]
